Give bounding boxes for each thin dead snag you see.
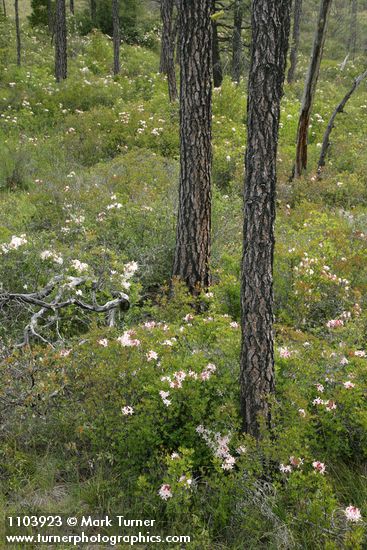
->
[294,0,332,178]
[1,276,129,347]
[318,68,367,173]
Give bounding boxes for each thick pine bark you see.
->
[232,0,243,83]
[159,0,177,102]
[55,0,67,81]
[14,0,21,66]
[212,18,223,88]
[294,0,332,178]
[112,0,120,75]
[287,0,302,83]
[348,0,357,59]
[240,0,290,438]
[172,0,212,294]
[318,69,367,172]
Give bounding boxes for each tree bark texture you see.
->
[2,0,7,17]
[14,0,21,66]
[348,0,357,59]
[55,0,67,81]
[294,0,332,178]
[112,0,120,74]
[287,0,302,83]
[172,0,213,294]
[70,0,74,15]
[159,0,177,101]
[318,68,367,171]
[232,0,243,83]
[212,11,223,88]
[240,0,290,438]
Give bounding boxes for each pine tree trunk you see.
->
[2,0,7,18]
[212,18,223,88]
[240,0,290,438]
[287,0,302,83]
[159,0,177,102]
[172,0,212,294]
[232,0,243,83]
[294,0,332,178]
[55,0,67,81]
[348,0,357,59]
[90,0,96,24]
[112,0,120,75]
[14,0,21,66]
[48,0,54,34]
[70,0,74,15]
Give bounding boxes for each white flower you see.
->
[121,405,134,415]
[158,484,172,500]
[98,338,108,347]
[71,259,89,272]
[343,381,355,389]
[312,461,326,474]
[344,505,362,522]
[146,350,158,362]
[1,234,27,253]
[279,464,292,474]
[298,408,306,417]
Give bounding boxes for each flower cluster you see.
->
[1,234,27,253]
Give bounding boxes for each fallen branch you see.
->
[0,276,129,347]
[318,69,367,173]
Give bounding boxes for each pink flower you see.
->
[312,461,326,474]
[183,313,194,322]
[159,390,171,407]
[313,397,325,406]
[158,484,172,500]
[354,350,366,357]
[121,406,134,416]
[117,331,140,347]
[221,456,236,470]
[325,399,337,411]
[143,321,156,329]
[289,456,303,468]
[279,464,292,474]
[230,321,239,329]
[344,505,362,522]
[279,347,292,359]
[60,349,71,357]
[326,319,344,329]
[343,381,355,389]
[315,384,324,393]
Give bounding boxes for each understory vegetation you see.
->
[0,9,367,549]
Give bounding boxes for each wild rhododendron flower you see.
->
[98,338,108,347]
[344,505,362,522]
[159,390,171,407]
[354,350,366,357]
[315,384,324,393]
[158,484,172,500]
[326,319,344,329]
[71,259,89,273]
[279,464,292,474]
[1,234,28,253]
[312,461,326,474]
[121,406,134,415]
[146,350,158,361]
[325,399,337,411]
[343,381,355,389]
[279,347,291,358]
[59,349,71,357]
[117,331,140,347]
[298,408,306,417]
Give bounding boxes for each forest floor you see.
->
[0,14,367,550]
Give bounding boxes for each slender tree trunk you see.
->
[90,0,96,24]
[47,0,54,34]
[172,0,212,294]
[55,0,67,81]
[240,0,290,438]
[2,0,7,17]
[232,0,243,83]
[159,0,177,101]
[348,0,357,59]
[287,0,302,83]
[112,0,120,74]
[212,18,223,88]
[294,0,332,178]
[70,0,74,15]
[14,0,21,66]
[318,69,367,172]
